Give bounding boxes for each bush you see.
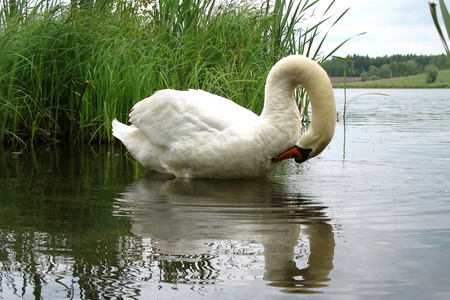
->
[425,64,439,83]
[361,71,370,82]
[378,64,392,79]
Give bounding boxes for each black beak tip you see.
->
[294,157,306,163]
[295,147,312,164]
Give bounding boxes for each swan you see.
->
[112,55,335,178]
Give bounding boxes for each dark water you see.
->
[1,89,449,299]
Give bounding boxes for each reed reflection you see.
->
[115,173,335,293]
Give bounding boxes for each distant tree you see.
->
[322,53,449,78]
[321,57,356,77]
[432,54,450,69]
[369,65,378,77]
[378,64,392,79]
[404,60,419,76]
[390,61,403,77]
[361,71,370,82]
[425,64,439,83]
[348,54,370,75]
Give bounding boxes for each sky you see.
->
[310,0,447,57]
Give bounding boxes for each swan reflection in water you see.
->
[114,173,335,293]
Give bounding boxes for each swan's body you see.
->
[112,55,335,178]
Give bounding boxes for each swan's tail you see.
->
[111,118,146,158]
[111,118,152,151]
[111,119,167,173]
[112,118,134,142]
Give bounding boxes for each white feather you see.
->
[112,55,335,178]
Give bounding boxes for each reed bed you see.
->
[0,0,349,145]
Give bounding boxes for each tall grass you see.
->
[0,0,350,145]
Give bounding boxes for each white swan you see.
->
[112,55,335,178]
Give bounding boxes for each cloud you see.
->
[309,0,446,57]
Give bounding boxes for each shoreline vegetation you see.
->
[0,0,351,146]
[331,69,450,88]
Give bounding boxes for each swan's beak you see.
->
[272,146,312,163]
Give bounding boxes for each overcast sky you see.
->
[311,0,446,57]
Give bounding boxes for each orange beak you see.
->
[272,146,311,163]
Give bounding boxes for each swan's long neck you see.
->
[261,55,336,158]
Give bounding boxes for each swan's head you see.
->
[272,145,312,163]
[272,120,335,164]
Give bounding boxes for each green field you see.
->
[333,69,450,88]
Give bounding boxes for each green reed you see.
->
[0,0,350,145]
[430,0,450,59]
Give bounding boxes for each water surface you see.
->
[1,89,449,299]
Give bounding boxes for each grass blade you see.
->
[439,0,450,43]
[430,1,450,55]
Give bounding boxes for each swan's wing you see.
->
[129,89,258,147]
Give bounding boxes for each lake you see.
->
[1,89,449,299]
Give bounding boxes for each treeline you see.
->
[322,54,450,80]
